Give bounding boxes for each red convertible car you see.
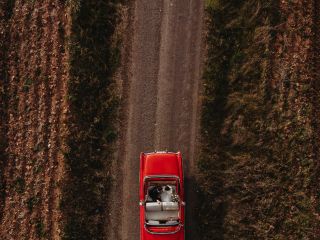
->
[139,151,185,240]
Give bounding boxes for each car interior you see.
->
[144,180,180,226]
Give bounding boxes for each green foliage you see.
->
[14,177,25,194]
[27,0,36,4]
[61,0,121,239]
[23,77,33,92]
[65,0,81,14]
[198,0,319,239]
[35,219,47,238]
[27,196,39,211]
[205,0,221,10]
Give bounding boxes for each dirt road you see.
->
[107,0,204,239]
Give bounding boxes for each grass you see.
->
[60,0,122,239]
[198,0,319,239]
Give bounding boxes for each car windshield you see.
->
[144,178,180,226]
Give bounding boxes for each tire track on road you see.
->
[120,1,163,239]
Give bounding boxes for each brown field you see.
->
[1,0,121,239]
[0,1,69,239]
[199,0,320,239]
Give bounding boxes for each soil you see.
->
[106,0,204,240]
[0,1,69,239]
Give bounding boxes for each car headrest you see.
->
[146,202,162,212]
[162,202,179,211]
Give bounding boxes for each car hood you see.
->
[143,153,181,176]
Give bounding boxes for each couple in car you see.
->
[149,185,171,202]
